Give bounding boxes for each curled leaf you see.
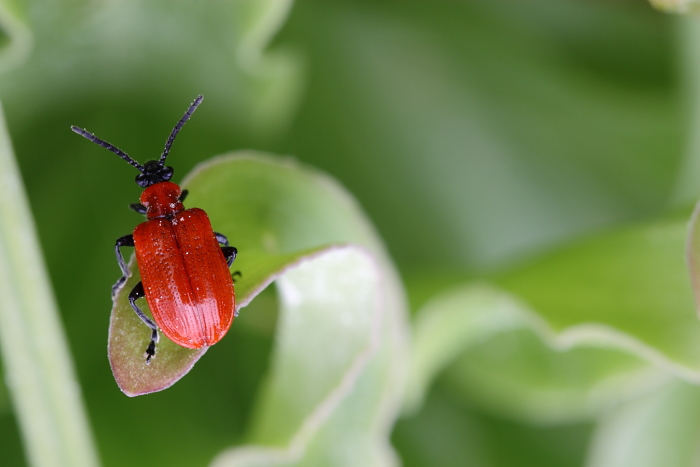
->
[108,150,409,467]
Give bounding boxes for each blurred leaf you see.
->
[404,283,525,414]
[496,212,700,378]
[0,0,32,73]
[446,329,661,424]
[234,0,304,136]
[650,0,700,14]
[1,0,304,140]
[585,379,700,467]
[671,19,700,206]
[406,283,661,424]
[212,248,399,467]
[434,213,697,422]
[0,102,98,465]
[406,210,700,424]
[394,385,593,467]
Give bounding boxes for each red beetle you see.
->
[71,95,237,363]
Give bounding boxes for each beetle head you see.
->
[135,161,174,188]
[71,95,204,188]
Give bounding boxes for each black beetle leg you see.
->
[216,232,238,269]
[129,203,147,215]
[221,246,237,268]
[128,281,159,364]
[214,231,229,246]
[113,235,135,297]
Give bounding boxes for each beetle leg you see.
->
[216,232,238,267]
[128,281,160,364]
[221,246,237,268]
[214,231,229,246]
[129,203,147,215]
[113,234,135,297]
[179,189,189,203]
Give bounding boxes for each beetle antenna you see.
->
[71,126,145,172]
[159,95,203,166]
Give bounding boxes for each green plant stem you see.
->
[0,103,100,466]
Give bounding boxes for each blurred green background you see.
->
[1,0,699,465]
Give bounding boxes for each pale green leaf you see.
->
[585,379,700,467]
[109,153,409,465]
[406,283,660,424]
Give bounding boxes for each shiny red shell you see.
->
[132,181,235,348]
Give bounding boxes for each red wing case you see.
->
[133,208,235,348]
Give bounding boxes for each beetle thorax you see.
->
[140,181,185,219]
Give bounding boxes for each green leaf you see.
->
[109,153,409,466]
[0,103,99,464]
[108,246,330,397]
[649,0,700,14]
[406,212,700,424]
[445,328,659,424]
[212,247,400,466]
[0,0,32,73]
[233,0,304,136]
[586,379,700,467]
[405,284,658,424]
[201,154,408,465]
[404,283,526,414]
[497,213,699,378]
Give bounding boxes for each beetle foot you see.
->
[145,341,156,364]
